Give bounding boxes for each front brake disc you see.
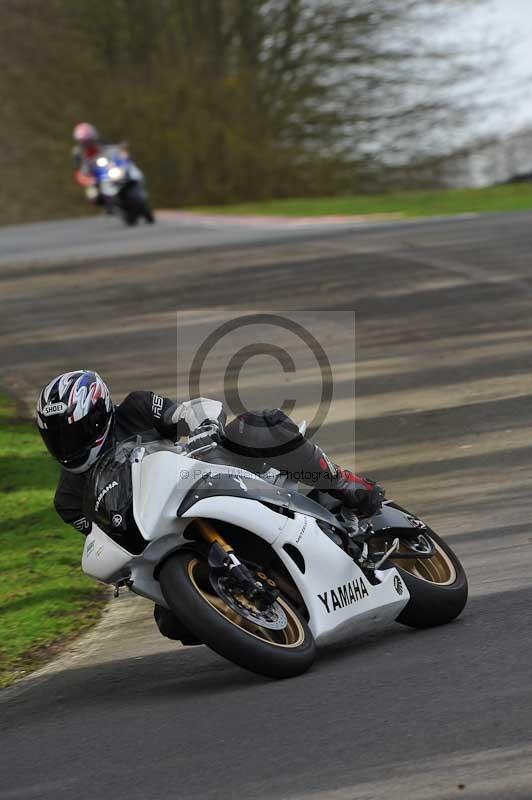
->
[210,575,288,630]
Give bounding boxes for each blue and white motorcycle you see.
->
[89,146,154,226]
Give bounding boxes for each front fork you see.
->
[195,519,278,607]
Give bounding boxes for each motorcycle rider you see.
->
[72,122,130,206]
[36,370,384,640]
[72,122,105,201]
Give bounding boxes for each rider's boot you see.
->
[320,462,384,517]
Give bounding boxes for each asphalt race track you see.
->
[0,210,379,268]
[2,211,532,799]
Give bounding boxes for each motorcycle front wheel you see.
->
[119,185,150,226]
[159,550,316,679]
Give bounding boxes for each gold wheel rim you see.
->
[187,558,306,648]
[390,539,456,586]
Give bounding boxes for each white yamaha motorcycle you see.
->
[81,429,468,679]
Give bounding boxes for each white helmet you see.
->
[73,122,99,144]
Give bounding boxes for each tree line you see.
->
[0,0,484,223]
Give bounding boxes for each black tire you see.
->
[391,529,468,629]
[123,210,138,226]
[159,550,316,679]
[143,206,155,224]
[120,185,145,226]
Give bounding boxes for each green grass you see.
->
[0,396,107,688]
[191,183,532,218]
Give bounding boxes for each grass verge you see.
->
[0,395,107,688]
[191,183,532,218]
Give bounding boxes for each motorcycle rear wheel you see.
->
[383,529,468,628]
[159,550,316,679]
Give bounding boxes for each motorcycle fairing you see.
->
[177,470,341,530]
[82,448,411,644]
[277,517,409,644]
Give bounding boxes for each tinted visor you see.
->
[39,399,111,468]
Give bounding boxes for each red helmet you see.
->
[73,122,99,144]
